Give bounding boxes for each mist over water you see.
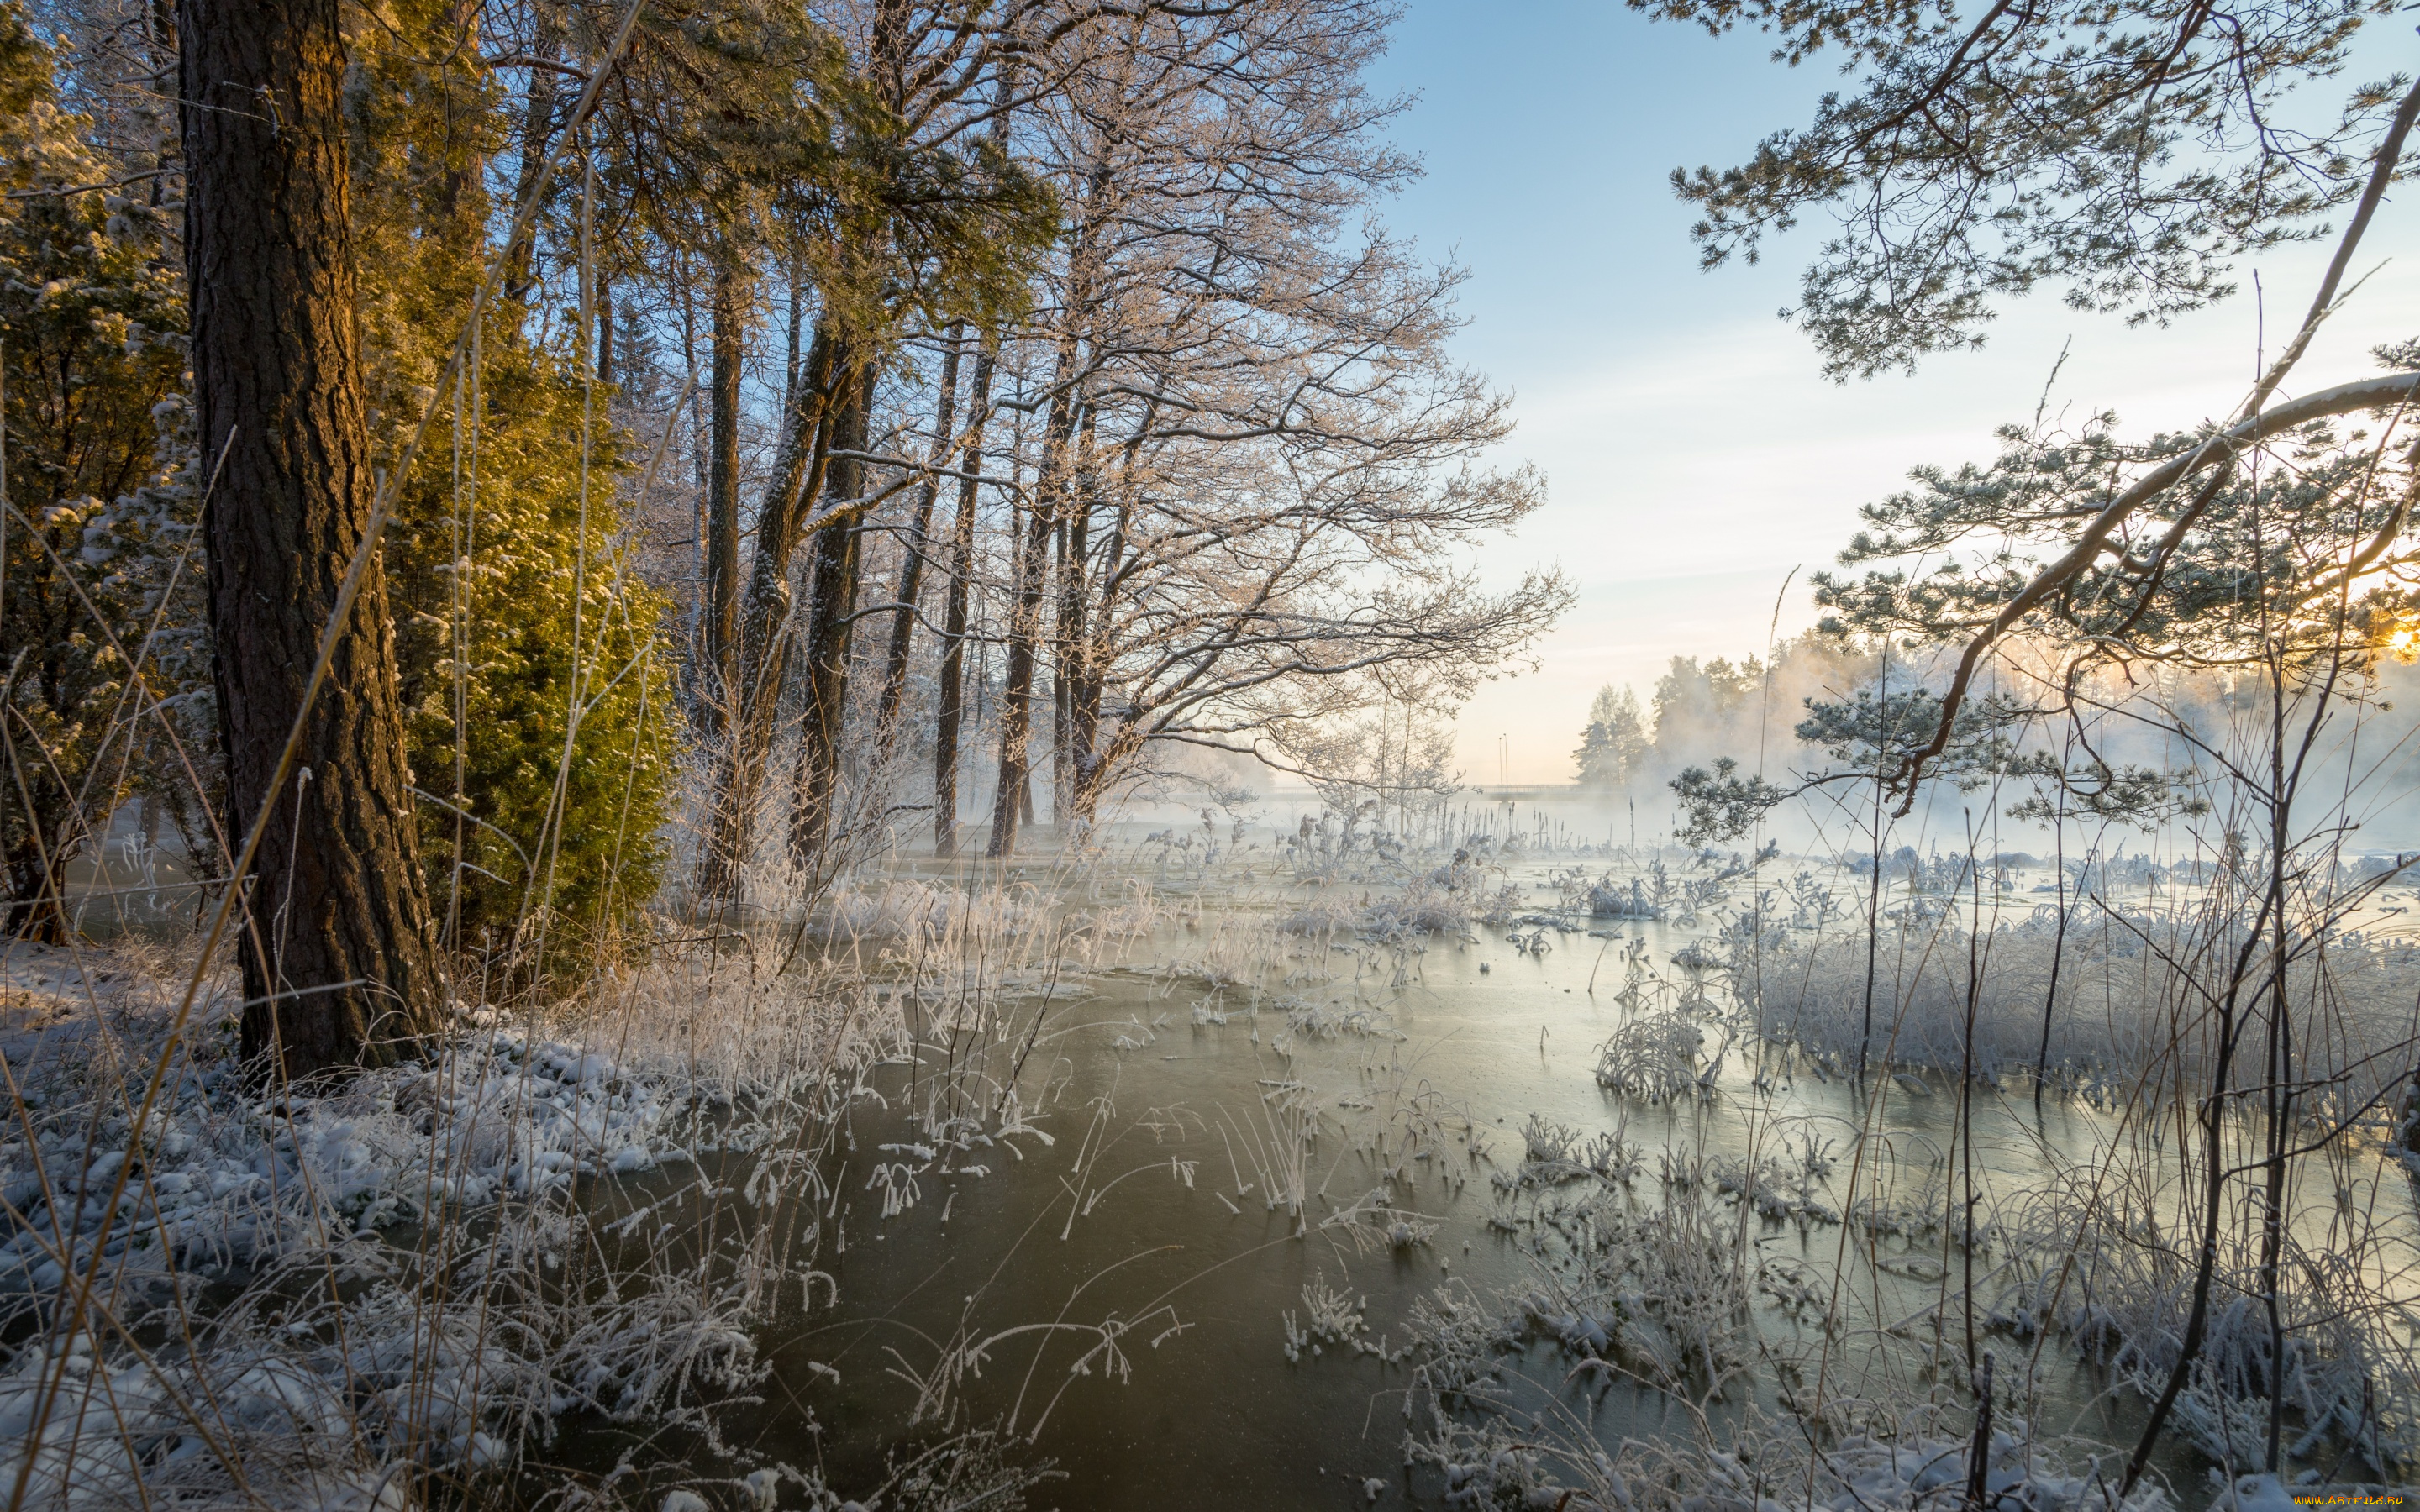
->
[1502,639,2420,858]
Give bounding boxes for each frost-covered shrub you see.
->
[1285,997,1397,1040]
[1588,877,1662,920]
[0,944,896,1505]
[1368,879,1473,934]
[1280,877,1474,938]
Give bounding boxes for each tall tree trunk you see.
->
[788,361,874,867]
[1051,510,1071,817]
[182,0,445,1080]
[1056,403,1098,827]
[988,310,1085,859]
[1065,412,1151,827]
[2033,782,2069,1110]
[697,320,839,900]
[680,271,708,717]
[700,254,749,741]
[933,339,997,858]
[876,325,963,753]
[2258,654,2295,1473]
[986,493,1027,857]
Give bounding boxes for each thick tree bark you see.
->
[875,326,963,753]
[595,274,613,387]
[181,0,445,1080]
[933,339,997,858]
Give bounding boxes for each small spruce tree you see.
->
[345,5,676,963]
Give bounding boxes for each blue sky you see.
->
[1361,1,2420,782]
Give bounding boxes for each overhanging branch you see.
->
[1894,370,2420,809]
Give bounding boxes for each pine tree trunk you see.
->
[595,274,613,387]
[181,0,445,1080]
[933,339,997,858]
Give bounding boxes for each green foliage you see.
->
[347,1,676,956]
[0,3,201,937]
[1635,0,2404,376]
[1665,675,1985,842]
[601,0,1057,339]
[384,351,676,957]
[1794,682,2018,780]
[1670,758,1788,843]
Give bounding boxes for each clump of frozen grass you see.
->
[1402,1387,2171,1511]
[1283,1269,1369,1360]
[1320,1185,1441,1252]
[1413,1181,1754,1410]
[1515,1115,1642,1187]
[858,1426,1061,1512]
[1521,1114,1583,1167]
[1587,874,1663,921]
[1283,995,1399,1041]
[1278,899,1363,937]
[1740,906,2420,1105]
[812,878,1051,948]
[1708,1143,1841,1227]
[1218,1078,1319,1226]
[1521,1186,1752,1401]
[1475,885,1529,927]
[1594,1008,1712,1104]
[1366,879,1473,935]
[1990,1167,2420,1476]
[1277,876,1472,941]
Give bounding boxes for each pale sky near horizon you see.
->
[1361,2,2420,784]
